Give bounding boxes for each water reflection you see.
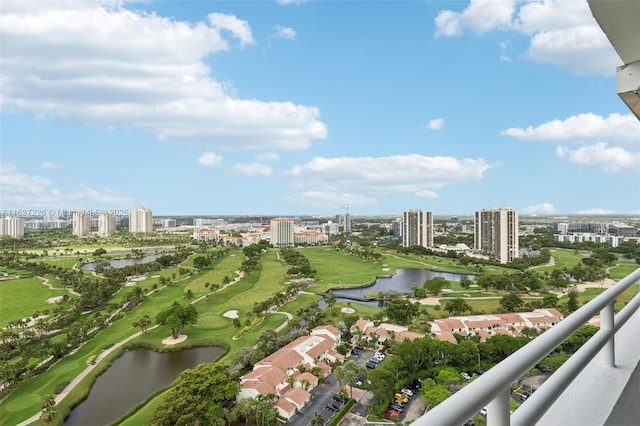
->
[64,346,224,426]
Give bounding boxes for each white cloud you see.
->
[499,40,511,62]
[502,113,640,146]
[425,118,445,130]
[0,2,327,151]
[231,163,273,176]
[286,154,494,196]
[0,159,134,209]
[415,190,439,198]
[521,203,556,215]
[555,143,640,173]
[285,191,377,209]
[208,13,254,46]
[577,208,615,215]
[255,152,280,162]
[39,162,62,170]
[435,0,516,37]
[197,152,223,167]
[435,0,620,76]
[273,25,297,40]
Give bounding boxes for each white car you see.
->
[401,388,413,397]
[461,372,471,380]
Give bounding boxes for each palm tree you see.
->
[40,407,57,426]
[310,411,325,426]
[41,394,56,410]
[341,360,367,400]
[184,289,194,303]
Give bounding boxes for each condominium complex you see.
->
[270,217,295,248]
[72,211,92,237]
[0,217,25,238]
[98,213,116,237]
[129,206,153,234]
[402,209,434,248]
[474,206,519,264]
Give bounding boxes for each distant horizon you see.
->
[2,1,638,216]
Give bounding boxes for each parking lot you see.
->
[287,348,429,425]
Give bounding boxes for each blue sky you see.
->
[1,0,639,217]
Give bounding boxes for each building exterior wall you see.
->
[402,209,434,248]
[72,211,91,237]
[474,206,519,264]
[98,213,116,237]
[0,217,25,238]
[129,207,153,234]
[271,217,294,248]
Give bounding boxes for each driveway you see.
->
[287,375,341,426]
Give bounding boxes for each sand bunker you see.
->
[223,310,239,319]
[341,307,356,314]
[125,282,137,287]
[131,276,147,282]
[162,335,188,345]
[47,296,64,304]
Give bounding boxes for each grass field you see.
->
[0,276,65,327]
[2,242,638,425]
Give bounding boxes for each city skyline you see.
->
[1,1,639,217]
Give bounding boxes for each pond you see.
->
[64,346,224,426]
[324,267,475,307]
[80,253,170,271]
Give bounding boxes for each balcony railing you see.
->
[413,267,640,426]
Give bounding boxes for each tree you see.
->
[156,302,198,338]
[385,298,420,324]
[151,363,240,426]
[41,394,56,410]
[444,298,473,316]
[93,248,107,257]
[422,384,452,410]
[184,289,195,303]
[133,314,151,335]
[565,288,580,313]
[40,406,57,426]
[341,360,367,399]
[499,293,525,312]
[326,291,336,315]
[542,293,559,308]
[424,277,448,295]
[310,411,325,426]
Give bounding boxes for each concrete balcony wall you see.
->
[535,308,640,426]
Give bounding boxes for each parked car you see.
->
[389,402,404,412]
[401,388,413,397]
[537,365,553,373]
[461,372,471,380]
[384,408,400,420]
[394,393,409,404]
[351,348,361,355]
[326,403,340,412]
[333,394,347,404]
[480,407,487,416]
[366,361,378,369]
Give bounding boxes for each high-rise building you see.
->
[129,206,153,234]
[392,218,403,238]
[402,209,434,248]
[98,213,116,237]
[270,217,294,248]
[162,218,176,228]
[474,206,519,264]
[72,211,91,237]
[0,217,25,238]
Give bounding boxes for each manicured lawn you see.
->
[536,248,584,273]
[0,276,63,327]
[609,261,640,279]
[302,247,389,290]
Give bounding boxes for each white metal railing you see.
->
[413,267,640,426]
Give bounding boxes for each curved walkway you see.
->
[15,325,159,426]
[37,276,80,297]
[16,267,246,426]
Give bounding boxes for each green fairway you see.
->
[0,276,66,327]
